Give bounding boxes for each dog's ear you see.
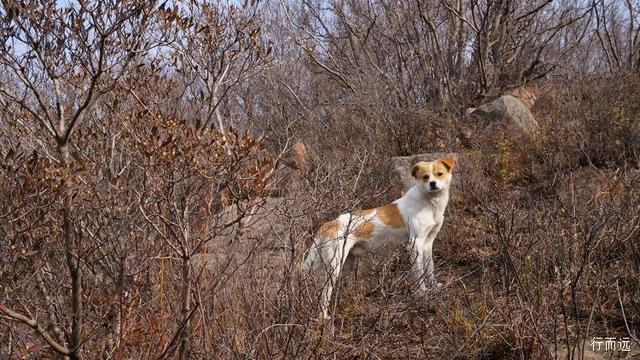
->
[411,163,421,178]
[439,154,456,172]
[412,161,432,178]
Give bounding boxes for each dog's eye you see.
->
[436,172,444,176]
[422,175,429,180]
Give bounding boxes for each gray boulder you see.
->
[471,95,539,135]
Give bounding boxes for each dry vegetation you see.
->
[0,0,639,359]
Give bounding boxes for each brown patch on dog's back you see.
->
[317,219,339,239]
[354,208,374,217]
[377,203,405,228]
[352,220,374,239]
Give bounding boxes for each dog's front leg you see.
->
[424,223,443,288]
[422,239,442,288]
[411,236,430,293]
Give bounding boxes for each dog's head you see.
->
[411,155,456,194]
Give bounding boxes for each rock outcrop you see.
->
[505,86,538,109]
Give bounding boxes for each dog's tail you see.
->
[302,240,319,273]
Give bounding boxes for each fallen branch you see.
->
[0,303,71,356]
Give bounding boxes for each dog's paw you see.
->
[418,281,444,296]
[427,281,444,294]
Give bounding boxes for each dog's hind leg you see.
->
[319,236,355,319]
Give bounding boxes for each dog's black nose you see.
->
[429,181,437,189]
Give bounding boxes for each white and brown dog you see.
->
[303,155,456,319]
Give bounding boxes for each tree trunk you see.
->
[60,143,83,360]
[178,256,191,360]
